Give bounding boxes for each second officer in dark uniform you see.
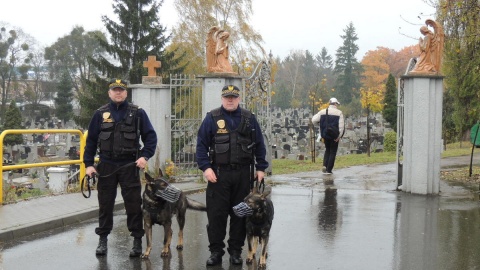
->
[196,85,268,266]
[84,79,157,257]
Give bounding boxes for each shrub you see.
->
[383,131,397,152]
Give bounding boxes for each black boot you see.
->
[229,250,242,265]
[129,237,142,257]
[96,236,108,256]
[206,251,223,266]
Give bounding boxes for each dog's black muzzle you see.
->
[154,182,182,203]
[233,202,253,217]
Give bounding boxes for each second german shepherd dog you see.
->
[244,184,274,268]
[141,171,206,258]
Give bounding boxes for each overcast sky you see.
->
[0,0,436,60]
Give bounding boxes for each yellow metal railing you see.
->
[0,129,86,204]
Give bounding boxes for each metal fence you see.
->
[169,58,273,178]
[170,74,203,177]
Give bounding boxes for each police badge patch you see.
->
[102,112,113,123]
[216,119,228,133]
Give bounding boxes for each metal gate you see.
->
[397,58,417,188]
[244,58,272,139]
[170,74,203,177]
[244,57,273,174]
[169,57,272,178]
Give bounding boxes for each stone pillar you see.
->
[130,83,170,172]
[197,74,244,118]
[46,167,69,193]
[401,75,443,194]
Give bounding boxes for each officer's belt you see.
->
[217,164,250,170]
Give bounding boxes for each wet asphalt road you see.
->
[2,166,480,270]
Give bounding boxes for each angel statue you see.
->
[206,26,236,74]
[410,19,444,74]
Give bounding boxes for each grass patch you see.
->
[272,151,397,175]
[272,141,474,175]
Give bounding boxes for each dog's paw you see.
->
[161,251,171,257]
[246,257,255,264]
[140,253,149,259]
[176,244,184,250]
[258,258,267,269]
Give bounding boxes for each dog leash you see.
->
[81,173,97,198]
[97,162,137,178]
[81,162,136,198]
[254,177,265,193]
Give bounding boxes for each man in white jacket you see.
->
[312,97,345,174]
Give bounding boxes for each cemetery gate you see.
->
[170,74,203,177]
[396,58,416,188]
[169,58,272,178]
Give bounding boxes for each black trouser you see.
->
[323,139,339,173]
[206,165,251,255]
[95,162,144,238]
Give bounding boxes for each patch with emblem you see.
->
[102,112,113,123]
[216,119,228,133]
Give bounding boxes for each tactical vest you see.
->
[97,103,139,160]
[210,107,254,165]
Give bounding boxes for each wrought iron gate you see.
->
[170,74,203,177]
[397,58,417,188]
[169,57,272,178]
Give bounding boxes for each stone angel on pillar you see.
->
[410,19,444,74]
[206,26,236,74]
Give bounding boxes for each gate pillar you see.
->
[197,74,243,118]
[400,75,443,194]
[131,83,170,172]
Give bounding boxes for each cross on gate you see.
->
[143,55,161,76]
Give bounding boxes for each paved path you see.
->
[1,153,479,242]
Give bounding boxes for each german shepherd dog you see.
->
[141,171,206,258]
[244,184,274,268]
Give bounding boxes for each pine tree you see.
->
[91,0,184,83]
[76,0,185,128]
[54,72,74,123]
[382,74,397,131]
[3,100,24,146]
[334,22,363,105]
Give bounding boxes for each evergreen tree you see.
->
[76,0,185,128]
[315,47,336,105]
[54,71,74,123]
[382,74,397,131]
[74,76,110,128]
[442,88,456,146]
[439,0,480,140]
[91,0,184,83]
[3,100,24,146]
[333,22,363,105]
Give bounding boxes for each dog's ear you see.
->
[145,172,154,182]
[261,185,272,198]
[158,168,164,178]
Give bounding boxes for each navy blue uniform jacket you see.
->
[83,100,157,167]
[196,106,269,172]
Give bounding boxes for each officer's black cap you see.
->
[108,79,128,91]
[221,85,240,97]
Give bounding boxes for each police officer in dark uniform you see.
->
[84,79,157,257]
[196,85,268,266]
